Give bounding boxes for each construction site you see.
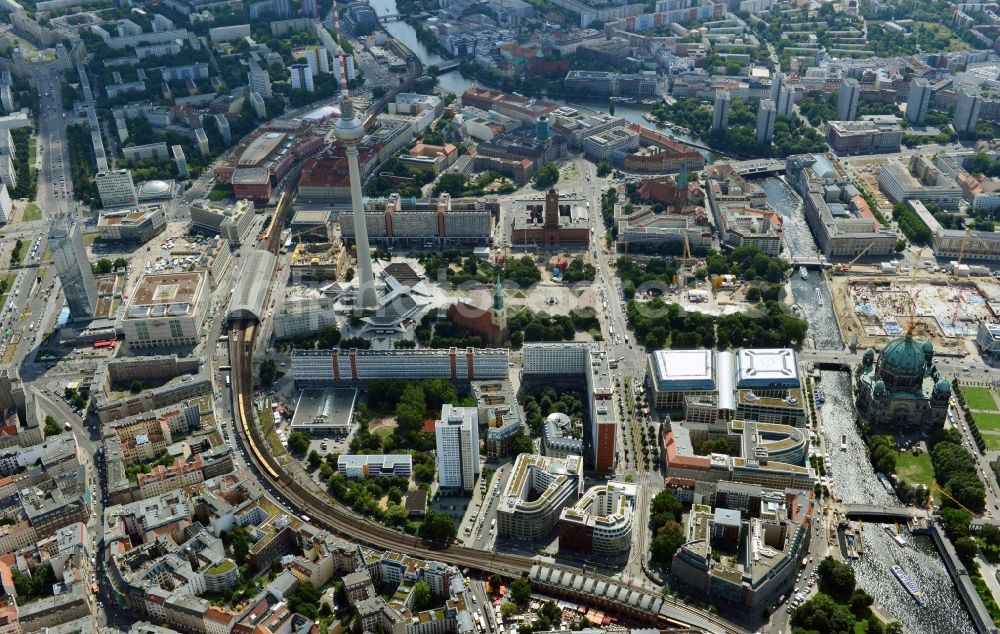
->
[830,271,1000,353]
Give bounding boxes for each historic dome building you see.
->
[855,335,950,430]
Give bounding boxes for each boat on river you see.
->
[892,565,927,606]
[877,473,895,496]
[814,388,825,404]
[800,266,808,280]
[841,435,847,451]
[883,523,907,547]
[816,287,824,306]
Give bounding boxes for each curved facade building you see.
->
[497,454,582,541]
[559,482,635,557]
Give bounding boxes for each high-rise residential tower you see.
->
[905,78,932,125]
[837,78,860,121]
[756,99,776,145]
[712,90,730,132]
[435,404,480,491]
[954,89,981,135]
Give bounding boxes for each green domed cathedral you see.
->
[855,335,950,430]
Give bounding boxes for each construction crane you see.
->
[955,227,973,269]
[674,233,693,295]
[834,242,874,274]
[929,481,978,516]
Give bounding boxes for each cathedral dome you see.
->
[935,379,952,394]
[879,336,927,384]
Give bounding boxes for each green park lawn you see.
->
[21,203,41,222]
[966,387,999,412]
[896,452,935,487]
[974,412,1000,434]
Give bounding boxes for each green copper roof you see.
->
[880,335,927,378]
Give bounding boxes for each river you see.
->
[366,0,710,156]
[368,4,973,628]
[764,177,974,633]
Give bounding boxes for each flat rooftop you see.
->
[290,388,358,430]
[736,349,799,388]
[128,272,205,308]
[651,350,715,390]
[238,131,287,167]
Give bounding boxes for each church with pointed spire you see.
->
[445,275,509,346]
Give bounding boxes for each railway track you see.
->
[224,196,746,632]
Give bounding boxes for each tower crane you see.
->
[929,482,978,516]
[834,242,873,274]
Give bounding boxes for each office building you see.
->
[301,0,317,17]
[291,348,510,385]
[0,183,10,224]
[976,322,1000,360]
[511,189,590,248]
[954,89,981,135]
[905,78,932,124]
[712,89,730,132]
[837,78,859,121]
[345,2,379,34]
[522,343,616,471]
[121,272,210,349]
[49,222,98,322]
[904,200,1000,262]
[290,63,314,92]
[340,193,499,247]
[878,156,963,211]
[670,493,810,613]
[97,206,167,242]
[189,199,257,246]
[0,156,13,191]
[756,99,776,145]
[497,453,582,541]
[826,119,903,155]
[558,482,635,557]
[786,154,897,257]
[247,60,272,98]
[856,338,949,431]
[96,169,138,208]
[337,455,412,479]
[290,388,356,437]
[273,295,337,339]
[474,381,525,458]
[435,404,479,492]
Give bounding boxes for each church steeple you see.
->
[492,273,504,311]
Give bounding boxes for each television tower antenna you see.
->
[332,2,376,309]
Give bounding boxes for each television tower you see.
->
[332,3,376,309]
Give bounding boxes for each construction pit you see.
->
[830,274,1000,354]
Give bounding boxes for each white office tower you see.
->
[770,72,785,104]
[0,183,11,224]
[905,78,932,125]
[247,60,273,98]
[712,89,730,132]
[756,98,776,145]
[50,221,98,321]
[305,46,329,76]
[954,89,981,136]
[290,64,314,92]
[435,405,480,491]
[837,78,860,121]
[333,56,376,308]
[96,168,138,208]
